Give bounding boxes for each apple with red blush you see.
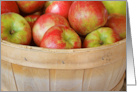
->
[25,15,40,28]
[40,25,81,49]
[105,14,126,39]
[1,1,19,14]
[45,1,73,19]
[16,1,45,14]
[83,27,120,48]
[1,13,32,45]
[68,1,108,36]
[32,13,70,46]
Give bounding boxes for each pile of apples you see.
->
[1,1,126,49]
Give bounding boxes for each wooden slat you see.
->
[111,73,125,91]
[82,58,126,91]
[1,60,17,91]
[49,69,84,91]
[12,64,49,91]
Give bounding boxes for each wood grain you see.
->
[1,39,126,69]
[111,73,125,91]
[50,69,84,91]
[1,60,17,91]
[12,64,49,91]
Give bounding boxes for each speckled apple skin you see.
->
[1,1,19,14]
[33,13,70,46]
[68,1,108,36]
[1,13,32,45]
[83,27,120,48]
[40,25,81,49]
[16,1,45,14]
[105,14,126,39]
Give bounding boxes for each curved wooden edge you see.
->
[111,72,126,91]
[1,39,126,53]
[1,38,126,69]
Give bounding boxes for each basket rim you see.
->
[1,39,126,69]
[1,38,126,53]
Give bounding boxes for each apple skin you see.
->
[32,11,42,15]
[68,1,108,36]
[33,13,70,46]
[1,13,32,45]
[24,15,40,28]
[83,27,120,48]
[102,1,126,16]
[45,1,73,19]
[16,1,45,14]
[40,25,81,49]
[44,1,54,8]
[105,14,126,39]
[1,1,19,14]
[24,15,40,46]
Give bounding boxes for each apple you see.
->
[1,13,32,45]
[1,1,19,14]
[24,15,40,28]
[33,13,70,46]
[44,1,54,8]
[68,1,108,36]
[40,25,81,49]
[16,1,45,14]
[102,1,126,16]
[32,11,42,15]
[105,14,126,39]
[83,27,120,48]
[45,1,73,19]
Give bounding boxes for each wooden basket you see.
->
[1,39,126,91]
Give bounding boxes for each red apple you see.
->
[105,14,126,39]
[68,1,108,36]
[1,13,32,45]
[1,1,19,14]
[16,1,45,14]
[24,15,40,28]
[40,25,81,49]
[83,27,120,48]
[33,13,70,46]
[45,1,73,19]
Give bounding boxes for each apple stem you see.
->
[10,30,15,34]
[100,41,103,45]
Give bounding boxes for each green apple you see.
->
[83,27,120,48]
[102,1,126,16]
[1,13,32,45]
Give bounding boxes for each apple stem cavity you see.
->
[100,41,104,45]
[10,30,15,35]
